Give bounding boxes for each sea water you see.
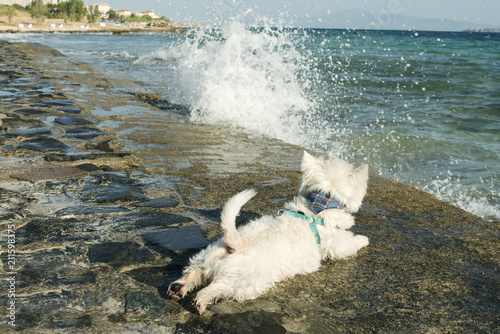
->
[1,22,498,221]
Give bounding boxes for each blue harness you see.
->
[282,191,344,245]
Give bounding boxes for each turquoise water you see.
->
[1,28,498,221]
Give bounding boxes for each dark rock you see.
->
[1,127,51,138]
[197,209,261,227]
[55,116,93,126]
[176,311,286,334]
[10,166,87,182]
[17,137,70,152]
[79,181,147,203]
[75,163,101,172]
[39,99,74,106]
[125,265,182,293]
[143,226,208,251]
[13,108,47,115]
[114,211,192,231]
[45,315,92,330]
[84,140,113,152]
[125,291,167,319]
[132,197,180,208]
[58,106,82,114]
[63,126,106,140]
[88,242,155,266]
[43,152,131,162]
[55,205,130,216]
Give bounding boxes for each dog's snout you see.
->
[169,283,183,293]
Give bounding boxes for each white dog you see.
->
[168,151,369,314]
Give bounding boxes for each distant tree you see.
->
[87,7,100,23]
[107,9,119,21]
[59,0,86,21]
[4,6,17,23]
[28,0,48,20]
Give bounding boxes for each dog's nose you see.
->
[169,283,183,293]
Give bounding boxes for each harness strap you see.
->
[281,210,338,245]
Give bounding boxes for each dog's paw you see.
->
[167,282,185,300]
[354,235,369,249]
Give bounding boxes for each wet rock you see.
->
[142,226,208,251]
[38,99,74,106]
[132,197,180,208]
[13,108,46,115]
[10,166,87,182]
[55,115,93,126]
[176,311,286,334]
[43,152,130,162]
[58,106,82,114]
[44,315,92,330]
[75,163,102,172]
[17,137,70,152]
[1,127,51,138]
[85,140,114,152]
[125,291,167,319]
[55,205,129,216]
[79,181,147,203]
[0,187,27,219]
[63,126,106,140]
[113,211,192,231]
[125,265,181,293]
[88,242,155,266]
[197,209,261,227]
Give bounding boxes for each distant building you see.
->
[0,0,32,6]
[43,0,68,4]
[137,10,159,19]
[18,22,32,28]
[117,9,131,18]
[86,3,112,19]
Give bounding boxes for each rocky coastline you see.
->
[0,41,498,333]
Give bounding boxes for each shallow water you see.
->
[1,26,498,221]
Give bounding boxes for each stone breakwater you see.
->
[0,40,499,333]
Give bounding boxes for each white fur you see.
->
[168,151,369,314]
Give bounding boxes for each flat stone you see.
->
[176,311,286,334]
[55,205,130,216]
[10,166,87,182]
[125,265,182,292]
[43,152,130,162]
[1,127,51,138]
[84,140,113,152]
[132,197,180,208]
[143,226,208,251]
[45,315,92,330]
[125,291,167,319]
[88,242,155,266]
[14,108,46,115]
[114,211,192,231]
[63,126,106,140]
[17,137,70,152]
[39,99,74,106]
[75,163,101,172]
[80,181,147,203]
[58,106,82,114]
[55,116,93,126]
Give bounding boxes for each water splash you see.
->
[166,12,328,146]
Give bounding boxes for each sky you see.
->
[102,0,500,28]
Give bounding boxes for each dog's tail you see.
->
[221,188,257,253]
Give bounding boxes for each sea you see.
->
[1,19,499,221]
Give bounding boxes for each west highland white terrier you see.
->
[168,151,369,314]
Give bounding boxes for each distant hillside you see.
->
[299,9,500,31]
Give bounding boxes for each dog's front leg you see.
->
[168,267,204,300]
[194,279,234,314]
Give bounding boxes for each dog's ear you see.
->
[301,151,323,172]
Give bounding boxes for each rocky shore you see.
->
[0,40,498,333]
